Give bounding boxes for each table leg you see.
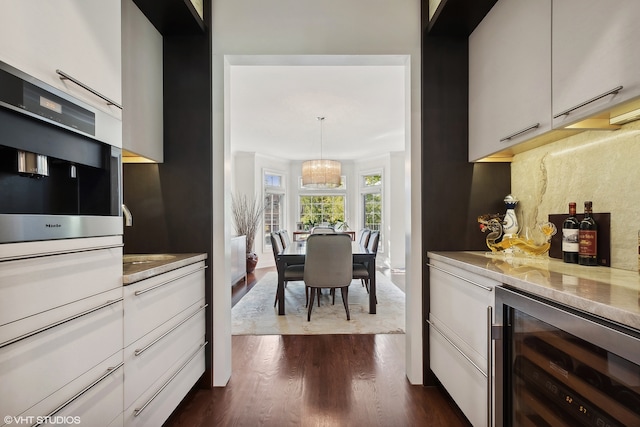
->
[369,256,376,314]
[277,259,285,315]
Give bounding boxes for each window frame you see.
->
[263,169,286,251]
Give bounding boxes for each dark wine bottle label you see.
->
[579,230,597,256]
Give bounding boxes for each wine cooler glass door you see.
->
[496,287,640,427]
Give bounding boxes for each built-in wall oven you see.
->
[0,60,122,243]
[495,286,640,427]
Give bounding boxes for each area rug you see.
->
[232,271,405,335]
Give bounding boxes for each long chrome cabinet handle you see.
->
[487,306,494,427]
[56,69,123,109]
[427,319,487,378]
[135,304,208,356]
[0,298,123,349]
[553,85,623,119]
[134,265,207,296]
[499,123,540,142]
[0,243,124,263]
[33,362,124,427]
[134,341,207,417]
[427,263,493,292]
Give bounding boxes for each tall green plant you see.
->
[231,193,264,253]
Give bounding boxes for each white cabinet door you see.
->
[469,0,551,161]
[553,0,640,127]
[122,0,164,162]
[0,0,121,117]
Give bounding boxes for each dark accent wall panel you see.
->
[420,33,511,385]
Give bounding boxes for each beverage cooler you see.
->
[495,287,640,427]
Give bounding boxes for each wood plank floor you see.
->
[163,267,470,426]
[164,334,471,427]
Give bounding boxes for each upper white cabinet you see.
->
[469,0,551,162]
[0,1,122,119]
[552,0,640,127]
[122,0,164,163]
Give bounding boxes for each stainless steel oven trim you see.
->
[0,214,122,244]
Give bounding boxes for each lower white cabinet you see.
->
[0,237,124,427]
[231,235,246,285]
[428,258,498,427]
[123,259,206,427]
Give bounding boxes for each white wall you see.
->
[213,0,422,386]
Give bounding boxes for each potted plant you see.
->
[231,193,264,273]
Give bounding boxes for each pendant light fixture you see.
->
[301,117,342,188]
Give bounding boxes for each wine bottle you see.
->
[579,201,598,266]
[562,202,579,263]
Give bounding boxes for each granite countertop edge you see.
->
[428,251,640,331]
[123,253,208,285]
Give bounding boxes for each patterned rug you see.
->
[232,271,405,335]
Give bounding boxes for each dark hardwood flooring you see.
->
[163,267,470,427]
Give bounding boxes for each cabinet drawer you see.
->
[124,341,206,427]
[12,351,124,427]
[0,300,123,418]
[0,244,122,344]
[124,300,206,408]
[430,326,489,427]
[429,260,496,358]
[124,261,205,346]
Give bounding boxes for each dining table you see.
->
[276,240,377,315]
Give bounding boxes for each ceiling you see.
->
[229,64,407,161]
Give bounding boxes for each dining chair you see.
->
[353,230,380,295]
[270,232,307,307]
[280,229,292,248]
[303,233,353,321]
[311,226,335,234]
[358,228,371,247]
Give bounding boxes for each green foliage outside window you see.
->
[299,195,345,228]
[363,193,382,231]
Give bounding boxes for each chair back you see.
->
[358,228,371,246]
[311,226,335,234]
[280,230,291,248]
[270,232,284,262]
[303,234,352,288]
[367,231,380,254]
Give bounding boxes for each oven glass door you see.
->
[498,287,640,427]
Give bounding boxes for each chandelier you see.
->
[302,117,342,188]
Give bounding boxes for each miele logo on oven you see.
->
[45,223,62,228]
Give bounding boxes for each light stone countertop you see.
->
[428,251,640,330]
[122,253,207,285]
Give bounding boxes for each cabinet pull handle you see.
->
[553,85,623,119]
[32,362,124,427]
[499,123,540,142]
[427,319,487,378]
[56,69,123,109]
[134,341,207,417]
[0,298,123,349]
[134,304,208,356]
[487,306,493,427]
[0,243,123,262]
[427,263,492,292]
[134,265,207,296]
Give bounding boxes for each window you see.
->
[264,171,285,247]
[361,172,383,251]
[299,195,345,229]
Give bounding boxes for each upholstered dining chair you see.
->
[270,232,307,307]
[303,233,353,321]
[311,226,335,234]
[279,229,292,248]
[353,230,380,295]
[358,228,371,247]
